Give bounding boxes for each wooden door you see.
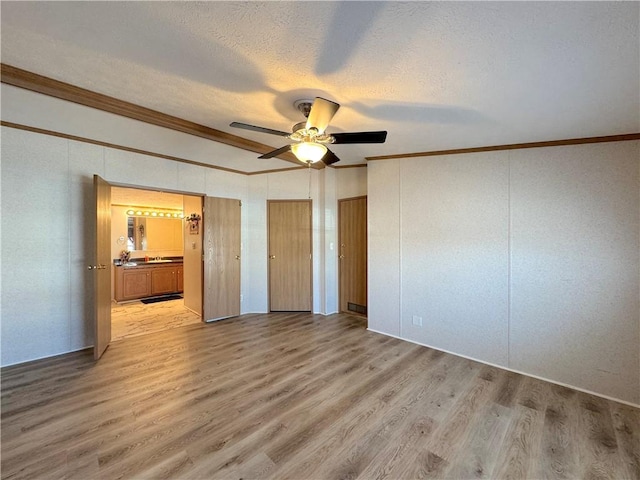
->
[203,196,241,321]
[339,196,367,315]
[268,200,312,311]
[93,175,112,360]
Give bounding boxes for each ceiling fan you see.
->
[230,97,387,166]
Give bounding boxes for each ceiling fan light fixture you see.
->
[291,141,327,163]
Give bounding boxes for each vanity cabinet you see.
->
[120,269,151,300]
[115,262,183,302]
[150,267,177,295]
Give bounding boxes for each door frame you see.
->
[267,199,313,312]
[107,182,205,314]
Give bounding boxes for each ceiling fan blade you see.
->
[331,131,387,144]
[321,148,341,166]
[258,144,291,159]
[306,97,340,134]
[230,122,290,137]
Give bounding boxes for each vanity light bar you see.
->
[125,207,184,218]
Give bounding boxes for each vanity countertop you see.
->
[114,257,183,267]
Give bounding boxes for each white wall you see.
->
[0,84,365,367]
[368,160,401,337]
[244,168,332,315]
[0,123,348,365]
[368,141,640,406]
[336,166,367,199]
[509,143,639,403]
[401,152,510,365]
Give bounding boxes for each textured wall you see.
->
[368,141,640,405]
[509,142,640,403]
[337,167,367,199]
[400,152,510,366]
[368,160,401,337]
[0,126,346,366]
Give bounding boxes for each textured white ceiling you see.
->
[1,1,638,168]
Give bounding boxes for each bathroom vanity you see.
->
[114,260,184,302]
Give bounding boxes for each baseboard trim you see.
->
[1,346,93,370]
[366,328,639,409]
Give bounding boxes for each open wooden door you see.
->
[203,196,241,322]
[93,175,112,360]
[339,196,367,315]
[268,200,312,311]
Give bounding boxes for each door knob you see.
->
[339,255,345,259]
[269,255,276,259]
[87,264,107,270]
[235,255,240,260]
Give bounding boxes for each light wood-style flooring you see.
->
[1,313,638,479]
[111,298,201,341]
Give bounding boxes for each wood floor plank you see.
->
[276,349,453,480]
[96,328,410,478]
[132,450,194,480]
[373,359,487,480]
[1,312,638,480]
[95,340,385,476]
[492,404,545,479]
[180,343,427,480]
[348,356,474,480]
[610,402,640,479]
[427,368,501,462]
[538,384,581,480]
[575,392,623,480]
[442,402,512,479]
[3,315,363,464]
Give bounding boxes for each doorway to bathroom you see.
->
[111,297,200,341]
[109,185,203,341]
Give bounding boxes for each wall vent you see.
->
[347,302,367,315]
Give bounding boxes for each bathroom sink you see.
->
[123,262,137,266]
[146,259,172,263]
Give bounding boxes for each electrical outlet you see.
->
[412,315,423,327]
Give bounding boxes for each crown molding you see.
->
[0,121,308,176]
[366,133,640,161]
[0,63,322,169]
[5,64,637,169]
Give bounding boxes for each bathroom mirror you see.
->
[127,216,184,252]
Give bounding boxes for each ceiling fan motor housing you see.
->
[293,99,314,118]
[292,121,307,134]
